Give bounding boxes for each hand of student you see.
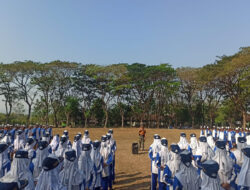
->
[160,166,164,170]
[221,183,230,190]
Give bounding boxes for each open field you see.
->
[54,128,200,190]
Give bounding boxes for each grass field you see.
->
[54,128,200,190]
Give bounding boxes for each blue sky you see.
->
[0,0,250,68]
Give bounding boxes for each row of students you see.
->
[149,129,250,190]
[0,127,117,190]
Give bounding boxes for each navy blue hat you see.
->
[180,150,192,165]
[0,182,21,190]
[0,143,8,153]
[238,137,246,143]
[42,156,59,171]
[84,130,89,135]
[180,133,186,137]
[242,146,250,158]
[60,136,67,144]
[161,138,168,146]
[108,129,113,134]
[101,135,107,142]
[65,150,77,162]
[190,133,196,137]
[82,143,92,151]
[93,140,101,150]
[63,130,68,136]
[207,133,211,137]
[202,160,219,179]
[19,180,29,189]
[199,136,207,143]
[170,144,181,154]
[106,133,111,140]
[17,130,23,135]
[15,150,28,159]
[27,137,35,145]
[74,134,81,142]
[154,134,161,139]
[38,141,49,150]
[216,140,226,149]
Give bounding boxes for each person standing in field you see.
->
[139,125,146,151]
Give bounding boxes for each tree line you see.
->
[0,47,249,128]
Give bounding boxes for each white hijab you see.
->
[178,136,189,150]
[35,155,66,190]
[60,157,84,190]
[50,135,59,153]
[0,145,10,178]
[33,145,50,181]
[212,148,233,184]
[78,146,94,185]
[175,162,201,190]
[0,156,35,190]
[167,151,181,177]
[200,170,222,190]
[238,147,250,188]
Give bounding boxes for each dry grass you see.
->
[54,128,200,190]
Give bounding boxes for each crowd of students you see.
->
[0,125,117,190]
[149,126,250,190]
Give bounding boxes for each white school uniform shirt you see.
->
[238,147,250,188]
[149,139,161,174]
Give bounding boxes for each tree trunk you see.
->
[242,110,247,129]
[121,113,124,128]
[27,104,32,125]
[104,109,108,128]
[84,117,88,128]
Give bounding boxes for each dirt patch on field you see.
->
[54,128,200,190]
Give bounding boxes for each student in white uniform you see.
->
[173,150,201,190]
[155,138,171,190]
[100,135,113,190]
[55,135,68,158]
[78,143,94,190]
[212,140,233,188]
[35,154,66,190]
[50,134,60,153]
[188,133,198,155]
[60,149,84,190]
[200,160,222,190]
[82,130,92,144]
[33,141,51,182]
[0,150,35,190]
[0,143,11,177]
[237,146,250,189]
[149,134,161,190]
[167,144,181,179]
[91,140,103,190]
[178,133,189,150]
[72,134,82,159]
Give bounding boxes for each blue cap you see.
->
[0,182,19,190]
[82,143,92,151]
[161,138,168,146]
[216,140,226,149]
[93,140,101,150]
[84,130,89,135]
[15,150,28,159]
[199,136,207,143]
[27,137,35,145]
[108,129,113,134]
[42,157,59,171]
[202,160,219,179]
[180,133,186,137]
[170,144,181,153]
[242,146,250,158]
[101,135,107,142]
[238,137,246,143]
[154,134,161,139]
[180,150,192,165]
[190,133,196,137]
[60,136,67,144]
[38,141,49,150]
[74,134,81,142]
[65,150,77,162]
